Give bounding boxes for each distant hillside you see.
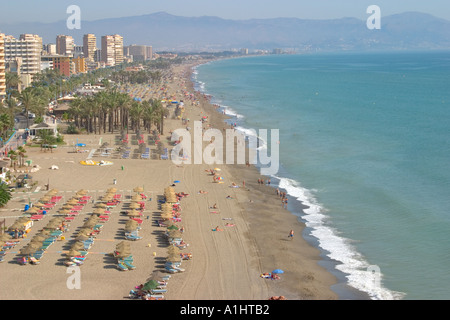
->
[1,11,450,52]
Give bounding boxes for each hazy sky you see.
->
[1,0,449,24]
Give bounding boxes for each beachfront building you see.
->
[124,44,153,62]
[0,33,6,101]
[41,55,73,77]
[101,34,124,67]
[101,35,115,66]
[56,35,75,56]
[73,56,87,74]
[4,34,42,75]
[83,34,97,62]
[113,34,124,65]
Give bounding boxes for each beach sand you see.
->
[0,61,339,300]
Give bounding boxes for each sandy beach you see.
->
[0,61,339,300]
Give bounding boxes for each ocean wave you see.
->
[274,175,405,300]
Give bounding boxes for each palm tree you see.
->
[0,183,12,208]
[0,114,12,142]
[8,150,18,170]
[150,99,165,134]
[6,72,22,93]
[19,89,36,129]
[17,146,27,167]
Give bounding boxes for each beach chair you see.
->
[165,266,179,273]
[125,234,142,241]
[29,257,40,265]
[117,262,128,271]
[150,289,168,295]
[123,260,136,270]
[161,148,169,160]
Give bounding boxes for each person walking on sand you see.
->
[288,230,294,240]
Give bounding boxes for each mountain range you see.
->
[1,11,450,52]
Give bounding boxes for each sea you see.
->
[192,51,450,300]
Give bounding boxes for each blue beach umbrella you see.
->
[174,180,181,183]
[272,269,284,274]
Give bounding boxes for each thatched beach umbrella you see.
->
[168,230,182,239]
[161,212,173,220]
[93,208,105,215]
[166,254,181,263]
[71,242,85,251]
[133,187,144,193]
[125,220,139,232]
[167,245,181,255]
[26,207,41,214]
[107,187,117,193]
[95,203,107,208]
[67,199,79,205]
[33,202,46,208]
[0,234,12,241]
[66,250,82,257]
[20,245,38,255]
[129,203,140,209]
[127,209,141,217]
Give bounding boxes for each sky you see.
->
[1,0,449,24]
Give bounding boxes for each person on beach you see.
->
[288,230,294,240]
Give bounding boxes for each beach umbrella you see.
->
[167,224,179,231]
[75,234,91,241]
[58,209,71,215]
[67,199,79,205]
[33,202,46,208]
[0,234,12,241]
[95,203,107,208]
[66,250,82,257]
[40,196,51,202]
[76,189,88,195]
[107,188,117,193]
[272,269,284,274]
[27,207,41,214]
[93,208,105,215]
[142,280,160,291]
[133,187,144,193]
[129,203,140,209]
[20,245,38,255]
[71,242,85,251]
[127,208,141,215]
[173,180,180,184]
[168,230,182,239]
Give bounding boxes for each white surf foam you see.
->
[275,175,405,300]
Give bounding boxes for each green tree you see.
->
[0,183,12,208]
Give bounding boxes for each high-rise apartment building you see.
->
[101,35,115,66]
[83,34,96,61]
[0,33,6,101]
[113,34,124,65]
[56,35,75,56]
[101,34,124,66]
[4,34,41,76]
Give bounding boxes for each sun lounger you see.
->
[117,262,128,271]
[126,235,142,241]
[124,260,136,270]
[150,288,168,294]
[165,266,179,273]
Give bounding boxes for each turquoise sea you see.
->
[193,51,450,300]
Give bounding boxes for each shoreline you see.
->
[190,59,371,300]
